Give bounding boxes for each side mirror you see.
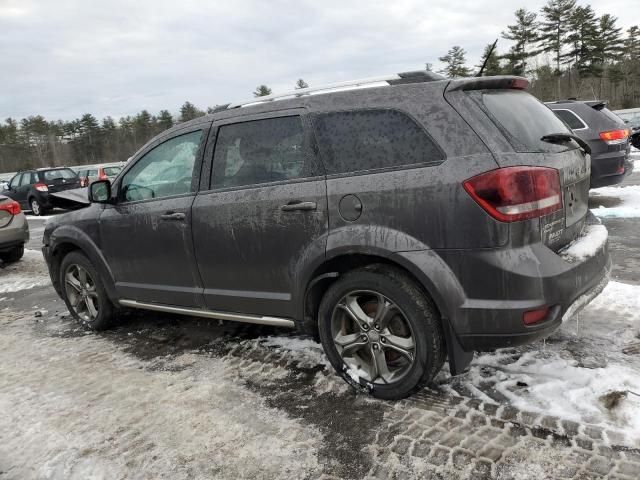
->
[89,180,111,203]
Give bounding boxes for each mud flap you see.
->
[443,319,474,376]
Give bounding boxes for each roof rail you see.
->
[227,70,444,109]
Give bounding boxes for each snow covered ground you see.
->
[0,248,50,294]
[591,185,640,218]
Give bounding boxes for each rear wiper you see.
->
[540,132,591,155]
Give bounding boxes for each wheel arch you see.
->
[299,249,473,375]
[49,226,118,303]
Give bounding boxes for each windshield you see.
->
[470,90,574,153]
[43,168,77,181]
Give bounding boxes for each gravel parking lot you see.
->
[1,159,640,479]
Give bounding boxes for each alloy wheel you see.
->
[31,200,40,215]
[330,290,416,384]
[64,264,99,321]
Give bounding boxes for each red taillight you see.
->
[463,166,563,222]
[98,168,107,180]
[34,182,48,192]
[599,129,628,145]
[523,306,550,325]
[0,200,21,215]
[509,78,529,90]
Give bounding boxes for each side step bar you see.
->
[119,299,296,328]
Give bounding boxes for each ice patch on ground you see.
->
[591,185,640,218]
[0,318,323,479]
[559,224,608,261]
[0,249,50,293]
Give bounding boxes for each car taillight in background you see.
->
[463,166,563,222]
[599,129,628,145]
[34,182,49,192]
[0,200,21,215]
[98,168,107,180]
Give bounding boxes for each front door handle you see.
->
[160,212,186,221]
[281,201,317,212]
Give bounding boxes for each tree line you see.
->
[1,0,638,173]
[437,0,639,107]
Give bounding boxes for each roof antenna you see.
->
[477,39,498,77]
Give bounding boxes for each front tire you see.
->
[318,265,446,400]
[59,251,114,330]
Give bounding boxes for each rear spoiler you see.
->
[585,100,608,111]
[445,76,529,92]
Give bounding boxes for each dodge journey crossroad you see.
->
[42,73,610,399]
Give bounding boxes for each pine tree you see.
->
[592,14,624,67]
[537,0,577,97]
[295,79,309,90]
[157,110,173,131]
[562,5,598,76]
[179,101,204,123]
[501,8,538,75]
[477,43,503,76]
[438,46,471,78]
[253,85,273,97]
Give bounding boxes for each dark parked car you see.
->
[0,194,29,263]
[42,74,609,399]
[547,100,632,187]
[1,167,81,215]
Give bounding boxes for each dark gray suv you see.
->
[547,100,632,188]
[42,73,610,399]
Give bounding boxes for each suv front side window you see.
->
[121,130,203,202]
[211,116,308,189]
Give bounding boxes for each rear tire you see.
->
[29,198,46,216]
[318,265,446,400]
[59,251,114,330]
[0,245,24,263]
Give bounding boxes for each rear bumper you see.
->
[0,214,29,251]
[397,220,610,352]
[590,150,628,188]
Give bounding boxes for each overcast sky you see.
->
[1,0,636,121]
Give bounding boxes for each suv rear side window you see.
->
[313,109,444,175]
[470,90,573,153]
[42,169,77,181]
[212,116,308,189]
[553,109,587,130]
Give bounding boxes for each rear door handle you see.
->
[160,212,186,221]
[280,201,317,212]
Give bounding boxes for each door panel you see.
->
[192,179,327,317]
[99,127,208,307]
[192,112,328,318]
[100,195,203,306]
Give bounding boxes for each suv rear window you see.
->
[553,109,587,130]
[470,90,573,153]
[313,109,444,175]
[103,166,121,176]
[42,168,77,181]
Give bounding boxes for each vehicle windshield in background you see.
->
[103,167,121,176]
[616,112,640,126]
[469,90,575,153]
[43,169,77,181]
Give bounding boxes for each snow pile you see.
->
[559,224,608,261]
[0,249,51,293]
[472,351,640,444]
[591,185,640,218]
[261,335,331,369]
